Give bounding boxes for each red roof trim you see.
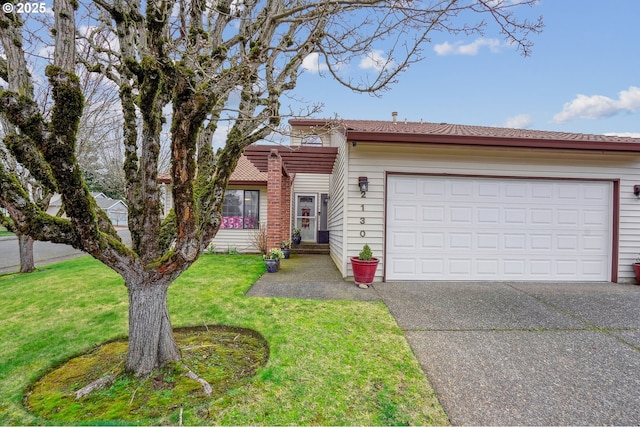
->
[228,180,267,186]
[347,131,640,152]
[244,145,339,174]
[290,118,640,153]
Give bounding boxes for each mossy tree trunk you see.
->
[17,232,35,273]
[125,277,180,375]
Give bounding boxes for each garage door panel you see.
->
[421,232,444,249]
[449,233,473,250]
[477,233,500,249]
[423,207,445,223]
[392,179,418,195]
[583,209,608,226]
[386,176,612,281]
[391,205,418,222]
[478,207,500,223]
[391,258,417,275]
[504,208,526,224]
[477,259,499,275]
[531,209,554,224]
[583,234,608,251]
[389,231,416,248]
[584,184,609,200]
[422,259,445,275]
[421,180,445,197]
[530,234,553,250]
[450,207,473,223]
[532,183,554,199]
[583,260,607,276]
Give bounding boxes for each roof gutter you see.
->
[346,131,640,153]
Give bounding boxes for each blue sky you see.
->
[291,0,640,137]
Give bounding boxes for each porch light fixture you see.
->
[634,185,640,198]
[358,176,369,193]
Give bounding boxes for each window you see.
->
[301,134,322,146]
[221,190,260,229]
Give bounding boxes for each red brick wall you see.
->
[267,150,282,251]
[281,174,291,245]
[266,149,294,251]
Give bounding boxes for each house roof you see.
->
[289,118,640,152]
[95,197,128,211]
[243,145,339,174]
[157,154,268,185]
[229,153,268,184]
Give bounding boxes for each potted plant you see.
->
[280,240,292,259]
[350,244,379,288]
[291,228,302,245]
[263,248,284,273]
[633,256,640,284]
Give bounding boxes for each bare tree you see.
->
[75,65,127,198]
[0,0,542,377]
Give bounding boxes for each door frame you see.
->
[295,193,318,242]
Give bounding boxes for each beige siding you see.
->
[328,137,348,275]
[211,186,267,253]
[344,143,640,283]
[292,174,330,194]
[160,185,173,218]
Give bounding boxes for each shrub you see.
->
[359,244,373,261]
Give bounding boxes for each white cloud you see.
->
[359,50,394,72]
[604,132,640,138]
[503,114,533,129]
[301,53,328,74]
[552,86,640,123]
[434,38,503,56]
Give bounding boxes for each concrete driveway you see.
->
[375,281,640,426]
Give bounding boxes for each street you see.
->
[0,229,132,274]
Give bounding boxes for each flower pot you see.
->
[633,263,640,284]
[292,235,301,245]
[350,257,379,287]
[265,259,279,273]
[282,248,291,259]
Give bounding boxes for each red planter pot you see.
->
[350,257,379,286]
[633,263,640,284]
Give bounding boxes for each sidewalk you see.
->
[246,254,380,301]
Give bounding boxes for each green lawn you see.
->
[0,225,13,237]
[0,254,448,425]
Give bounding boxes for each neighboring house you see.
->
[94,197,128,226]
[48,192,128,226]
[161,115,640,284]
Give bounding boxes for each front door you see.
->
[295,194,317,242]
[318,193,329,243]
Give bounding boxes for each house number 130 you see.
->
[360,204,366,237]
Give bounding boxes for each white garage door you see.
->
[386,175,612,281]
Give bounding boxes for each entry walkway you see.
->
[247,254,379,301]
[247,255,640,425]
